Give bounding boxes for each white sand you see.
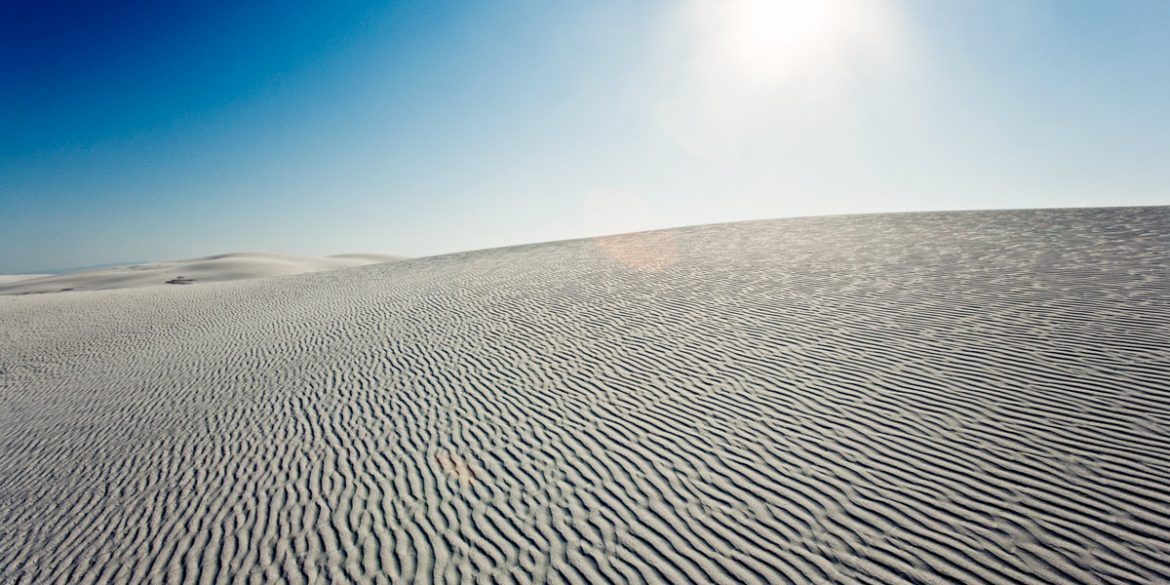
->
[1,207,1168,584]
[0,252,402,295]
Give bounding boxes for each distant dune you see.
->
[0,252,403,295]
[0,274,50,286]
[1,207,1168,584]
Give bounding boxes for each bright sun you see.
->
[687,0,903,92]
[656,0,907,160]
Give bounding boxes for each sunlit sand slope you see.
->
[0,252,402,295]
[1,207,1168,584]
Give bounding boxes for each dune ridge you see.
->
[0,252,402,295]
[1,207,1168,583]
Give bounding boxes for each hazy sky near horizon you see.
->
[2,0,1168,272]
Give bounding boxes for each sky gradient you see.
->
[2,0,1168,273]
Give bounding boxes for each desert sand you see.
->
[1,207,1168,584]
[0,252,402,295]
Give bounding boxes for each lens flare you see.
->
[434,449,475,484]
[593,232,679,273]
[582,189,680,273]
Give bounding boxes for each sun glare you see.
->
[692,0,903,91]
[656,0,906,160]
[709,0,838,86]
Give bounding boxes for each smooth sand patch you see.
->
[1,208,1168,584]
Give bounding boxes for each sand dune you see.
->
[0,252,402,295]
[1,207,1168,584]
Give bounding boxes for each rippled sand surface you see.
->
[2,207,1168,584]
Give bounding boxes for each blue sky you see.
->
[2,0,1168,273]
